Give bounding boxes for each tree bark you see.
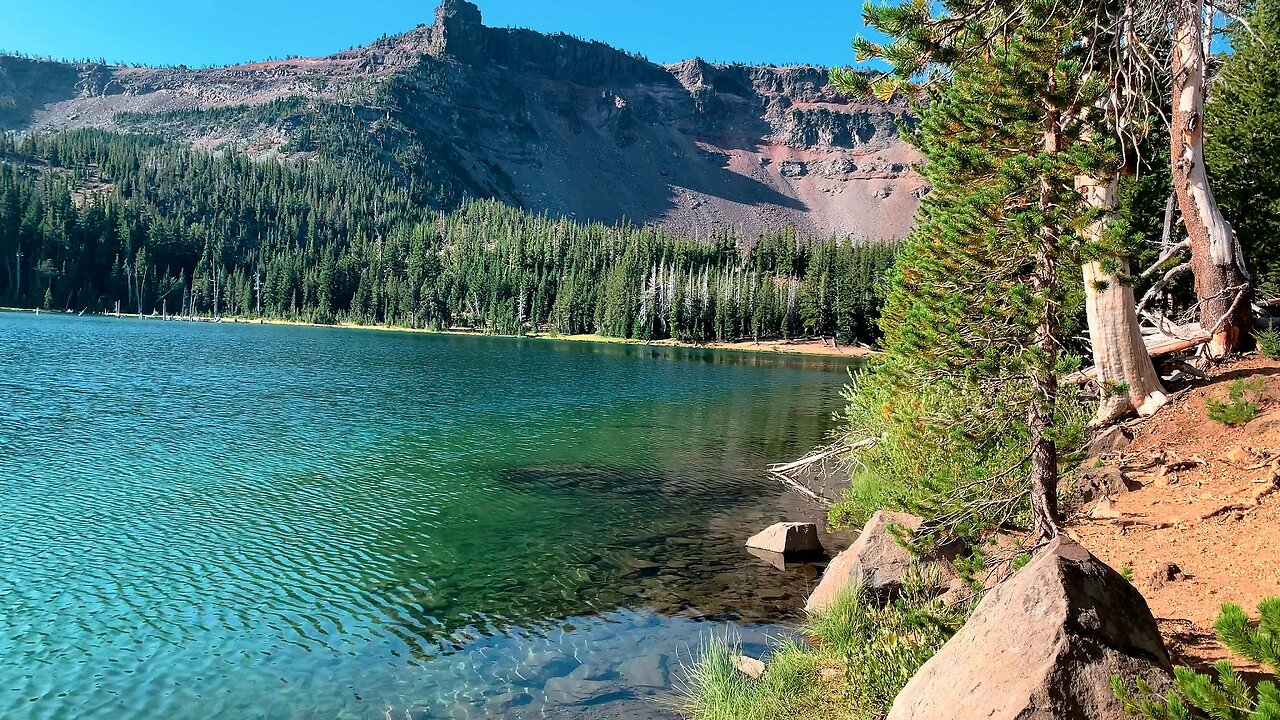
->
[1030,116,1063,542]
[1171,0,1252,355]
[1077,174,1169,425]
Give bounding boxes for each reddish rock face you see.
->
[0,0,923,241]
[887,537,1172,720]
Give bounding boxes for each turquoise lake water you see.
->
[0,311,853,719]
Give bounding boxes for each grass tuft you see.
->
[680,575,967,720]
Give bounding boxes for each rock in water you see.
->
[805,510,923,611]
[542,677,627,705]
[886,537,1171,720]
[744,522,822,554]
[618,653,669,689]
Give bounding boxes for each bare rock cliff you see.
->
[0,0,923,239]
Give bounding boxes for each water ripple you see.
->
[0,312,851,719]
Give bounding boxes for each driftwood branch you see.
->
[766,437,875,507]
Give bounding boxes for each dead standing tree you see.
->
[1170,0,1253,355]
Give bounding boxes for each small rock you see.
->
[745,522,823,554]
[616,553,660,576]
[568,661,613,682]
[1225,446,1254,466]
[1077,466,1141,505]
[1090,497,1122,520]
[522,651,580,682]
[732,655,766,679]
[1148,562,1184,590]
[483,691,533,715]
[1088,424,1134,456]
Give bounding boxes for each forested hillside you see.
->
[0,0,924,240]
[0,130,894,344]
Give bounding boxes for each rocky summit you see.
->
[0,0,923,239]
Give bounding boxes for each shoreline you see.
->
[1,307,874,358]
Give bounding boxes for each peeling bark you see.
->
[1077,174,1168,426]
[1171,0,1252,355]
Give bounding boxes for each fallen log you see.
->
[1065,323,1211,385]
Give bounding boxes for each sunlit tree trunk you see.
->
[1172,0,1252,355]
[1077,173,1168,425]
[1030,112,1063,542]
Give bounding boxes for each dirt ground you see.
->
[1070,355,1280,671]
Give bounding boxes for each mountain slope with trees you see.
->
[0,0,924,241]
[0,129,895,345]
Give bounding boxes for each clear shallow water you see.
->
[0,312,853,719]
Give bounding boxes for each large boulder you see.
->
[745,522,822,554]
[887,537,1172,720]
[806,510,925,612]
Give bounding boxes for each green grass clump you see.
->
[679,636,828,720]
[681,573,967,720]
[1206,377,1266,427]
[1258,328,1280,360]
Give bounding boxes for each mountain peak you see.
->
[431,0,486,62]
[436,0,483,31]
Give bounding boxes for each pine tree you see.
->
[834,0,1103,540]
[1115,597,1280,719]
[0,129,898,344]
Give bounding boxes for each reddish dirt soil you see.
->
[1071,355,1280,671]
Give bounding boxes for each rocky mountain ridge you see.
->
[0,0,924,239]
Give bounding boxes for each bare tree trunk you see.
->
[1031,115,1063,542]
[1078,173,1168,425]
[1171,0,1252,355]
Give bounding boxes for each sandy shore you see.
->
[4,307,874,358]
[541,333,874,357]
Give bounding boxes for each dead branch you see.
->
[1141,240,1191,280]
[1137,262,1193,314]
[766,437,876,507]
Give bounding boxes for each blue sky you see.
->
[0,0,874,69]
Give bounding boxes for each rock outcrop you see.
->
[1075,466,1141,506]
[0,0,924,240]
[886,537,1172,720]
[745,522,822,555]
[806,510,935,611]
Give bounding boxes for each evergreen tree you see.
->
[832,0,1103,540]
[1115,597,1280,719]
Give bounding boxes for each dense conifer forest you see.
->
[0,130,895,344]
